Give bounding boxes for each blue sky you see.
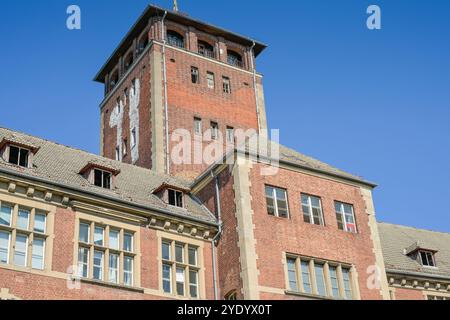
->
[0,0,449,232]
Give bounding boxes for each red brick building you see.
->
[1,5,446,301]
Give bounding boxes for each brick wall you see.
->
[393,287,425,300]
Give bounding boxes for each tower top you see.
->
[173,0,178,12]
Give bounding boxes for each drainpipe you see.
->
[211,171,223,300]
[250,41,261,135]
[161,11,170,175]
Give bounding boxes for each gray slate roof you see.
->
[0,127,216,224]
[378,222,450,279]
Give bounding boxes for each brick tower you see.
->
[95,5,267,180]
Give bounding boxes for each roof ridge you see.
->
[378,221,450,236]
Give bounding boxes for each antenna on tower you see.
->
[173,0,179,12]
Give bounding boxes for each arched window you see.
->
[166,30,185,48]
[227,50,243,68]
[110,69,119,89]
[137,34,149,54]
[198,40,215,59]
[225,290,238,300]
[124,51,134,72]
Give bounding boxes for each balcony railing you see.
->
[199,49,216,59]
[167,37,185,49]
[227,58,244,69]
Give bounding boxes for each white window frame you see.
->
[194,118,202,135]
[301,194,324,226]
[93,250,104,281]
[8,145,30,168]
[78,247,90,278]
[31,237,46,270]
[131,128,137,148]
[0,230,11,265]
[419,250,436,267]
[123,255,134,286]
[93,169,112,190]
[265,186,290,218]
[14,234,28,267]
[335,201,357,233]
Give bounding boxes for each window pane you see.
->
[109,254,119,284]
[265,186,274,197]
[0,204,12,226]
[94,227,104,246]
[176,267,185,296]
[329,266,340,298]
[275,188,286,200]
[123,232,133,252]
[188,246,197,266]
[287,258,298,292]
[103,172,111,189]
[124,256,133,286]
[301,261,312,294]
[14,234,28,267]
[34,212,46,233]
[79,223,90,243]
[32,238,45,270]
[93,250,104,280]
[0,231,10,264]
[189,270,198,298]
[314,263,327,296]
[162,241,171,260]
[342,268,352,299]
[17,208,30,230]
[175,243,184,263]
[163,263,172,293]
[94,170,102,187]
[109,230,119,250]
[9,146,20,165]
[78,247,89,278]
[19,148,29,167]
[336,211,344,230]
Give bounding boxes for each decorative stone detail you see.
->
[435,283,441,290]
[44,192,52,202]
[163,221,171,230]
[412,280,418,288]
[62,196,70,206]
[177,224,184,233]
[7,182,16,193]
[401,279,407,286]
[26,187,35,197]
[203,230,210,239]
[190,227,197,236]
[149,218,157,226]
[424,281,430,289]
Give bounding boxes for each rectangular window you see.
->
[335,202,357,233]
[31,237,45,270]
[94,226,104,246]
[78,247,89,278]
[265,186,289,218]
[0,204,12,226]
[314,263,327,297]
[34,211,46,233]
[329,266,340,298]
[93,250,104,281]
[342,268,353,299]
[17,208,30,230]
[123,232,133,252]
[301,194,324,226]
[124,256,134,286]
[222,77,231,94]
[131,128,137,148]
[14,234,28,267]
[0,231,10,264]
[191,67,199,84]
[287,258,298,292]
[94,169,112,189]
[226,127,234,143]
[168,189,184,208]
[301,260,312,294]
[79,223,90,244]
[194,118,202,135]
[189,270,199,298]
[210,122,219,140]
[123,139,128,156]
[115,146,120,161]
[109,229,119,250]
[8,145,29,168]
[176,267,185,296]
[419,251,436,267]
[207,72,215,89]
[162,240,200,298]
[109,253,119,284]
[162,263,172,293]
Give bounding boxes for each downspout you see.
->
[161,11,170,175]
[250,41,261,134]
[211,171,223,300]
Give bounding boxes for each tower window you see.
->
[123,139,128,156]
[265,185,289,218]
[8,146,29,168]
[131,128,137,148]
[191,67,199,84]
[168,189,184,208]
[227,50,243,68]
[124,51,134,72]
[194,118,202,135]
[222,77,231,94]
[226,126,234,143]
[115,146,120,161]
[207,72,215,89]
[137,34,149,54]
[335,202,357,233]
[167,30,185,49]
[419,250,436,267]
[94,169,112,190]
[198,41,215,59]
[210,122,219,140]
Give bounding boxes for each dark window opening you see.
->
[419,251,436,267]
[222,77,231,94]
[167,30,185,48]
[168,189,184,208]
[137,35,149,54]
[94,169,112,190]
[227,50,243,68]
[8,146,29,168]
[124,52,134,72]
[110,70,119,89]
[191,67,199,84]
[210,122,219,140]
[198,41,215,59]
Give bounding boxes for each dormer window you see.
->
[168,189,184,208]
[94,169,112,190]
[8,145,29,168]
[419,250,436,267]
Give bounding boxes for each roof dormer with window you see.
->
[153,184,189,209]
[404,241,438,268]
[0,138,40,169]
[79,161,121,190]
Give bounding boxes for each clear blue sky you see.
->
[0,0,449,232]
